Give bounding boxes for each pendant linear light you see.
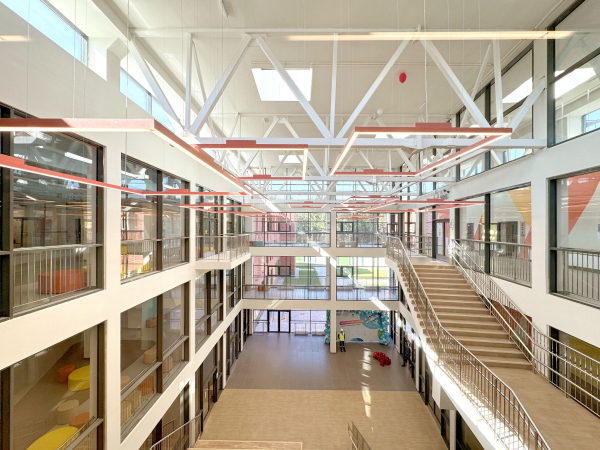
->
[196,140,310,180]
[0,118,250,193]
[329,123,512,176]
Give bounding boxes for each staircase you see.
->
[414,263,531,370]
[194,441,302,449]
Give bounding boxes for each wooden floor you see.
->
[492,368,600,450]
[199,389,447,450]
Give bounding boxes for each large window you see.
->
[552,169,600,305]
[120,70,175,131]
[246,256,329,300]
[458,187,532,286]
[195,270,222,351]
[336,257,397,301]
[2,325,102,449]
[1,104,103,317]
[1,0,87,63]
[121,156,188,281]
[120,284,188,435]
[251,212,330,247]
[336,213,387,247]
[551,0,600,144]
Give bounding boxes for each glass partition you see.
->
[10,326,100,449]
[251,212,330,247]
[336,257,397,301]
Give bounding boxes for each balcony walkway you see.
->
[406,256,600,449]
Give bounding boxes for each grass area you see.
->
[284,277,322,286]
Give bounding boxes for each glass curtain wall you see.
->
[120,284,188,435]
[458,187,531,286]
[336,213,387,247]
[336,257,397,300]
[251,213,330,247]
[247,256,329,299]
[162,174,188,268]
[552,0,600,144]
[195,270,222,351]
[196,185,221,259]
[3,111,103,316]
[2,326,102,450]
[121,157,158,280]
[553,169,600,304]
[225,266,242,312]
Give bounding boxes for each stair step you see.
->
[433,305,489,314]
[436,312,496,322]
[440,319,503,329]
[416,272,464,279]
[477,356,532,370]
[446,327,507,339]
[427,292,481,300]
[466,346,526,359]
[456,337,516,348]
[424,287,475,295]
[195,441,302,450]
[420,280,471,287]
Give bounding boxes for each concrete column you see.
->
[449,409,457,450]
[240,309,244,351]
[329,308,337,353]
[221,333,227,388]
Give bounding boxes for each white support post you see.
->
[191,40,218,137]
[190,34,253,135]
[280,117,300,138]
[240,150,259,175]
[397,149,416,171]
[129,38,182,129]
[330,34,338,136]
[263,116,279,138]
[307,151,327,177]
[461,43,492,126]
[421,40,490,128]
[184,33,193,130]
[358,150,374,169]
[256,36,332,138]
[337,39,411,138]
[492,40,504,127]
[229,113,240,137]
[509,79,546,130]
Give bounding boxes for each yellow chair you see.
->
[68,365,90,391]
[26,427,78,450]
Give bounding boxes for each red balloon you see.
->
[399,72,407,83]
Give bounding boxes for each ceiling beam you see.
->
[421,40,490,128]
[191,39,219,137]
[336,39,411,138]
[256,36,332,139]
[330,34,338,136]
[461,43,492,126]
[190,34,253,135]
[492,40,504,127]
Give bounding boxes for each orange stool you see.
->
[57,364,75,383]
[69,412,90,429]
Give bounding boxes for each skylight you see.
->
[251,68,312,101]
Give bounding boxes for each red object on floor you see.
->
[373,352,391,366]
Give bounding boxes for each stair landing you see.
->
[194,440,302,450]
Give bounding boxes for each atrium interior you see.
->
[1,1,600,449]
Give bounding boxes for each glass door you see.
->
[279,311,290,332]
[435,221,449,261]
[268,311,279,332]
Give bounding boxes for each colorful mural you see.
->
[324,310,391,345]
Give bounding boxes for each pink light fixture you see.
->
[329,123,512,176]
[0,118,249,193]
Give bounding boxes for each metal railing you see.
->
[348,422,372,450]
[150,412,203,450]
[386,236,549,450]
[459,239,532,286]
[121,239,157,280]
[335,284,398,301]
[250,232,330,247]
[12,243,100,314]
[243,283,330,300]
[163,238,187,268]
[196,234,249,260]
[451,240,600,418]
[337,233,386,247]
[555,247,600,305]
[398,233,433,257]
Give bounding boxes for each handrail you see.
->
[460,238,532,248]
[450,239,600,418]
[149,412,202,450]
[348,422,372,450]
[386,236,549,450]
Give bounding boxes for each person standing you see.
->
[402,340,411,366]
[338,329,346,352]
